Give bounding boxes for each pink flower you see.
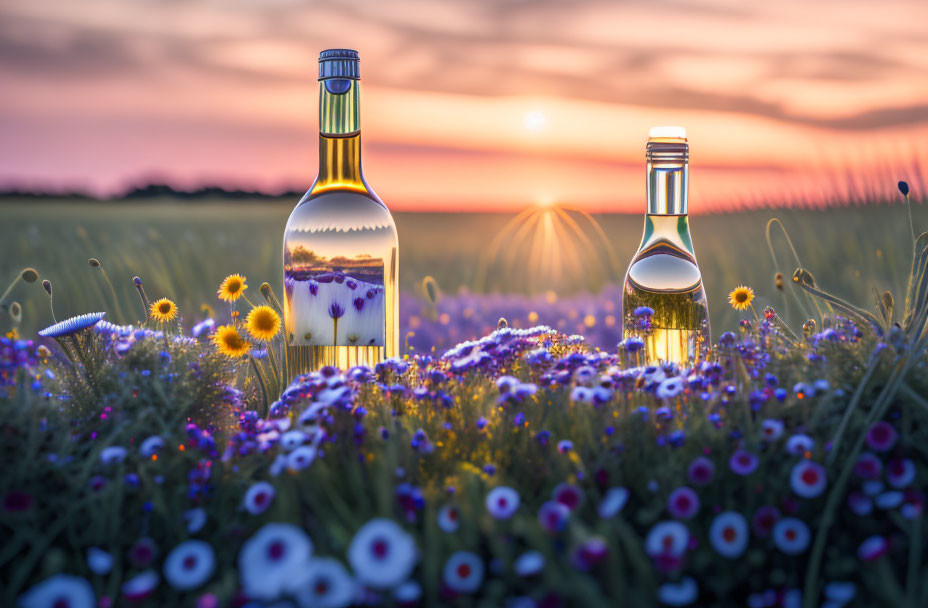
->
[243,481,276,515]
[865,422,897,452]
[886,458,915,489]
[853,453,882,480]
[485,486,520,519]
[751,505,780,538]
[857,535,888,562]
[667,487,700,520]
[553,483,583,511]
[729,450,758,475]
[538,501,570,533]
[442,551,484,594]
[772,518,810,555]
[790,461,827,498]
[687,457,715,486]
[709,511,748,559]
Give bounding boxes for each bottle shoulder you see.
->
[286,188,397,236]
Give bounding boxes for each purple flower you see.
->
[687,457,715,486]
[865,421,897,452]
[538,501,570,533]
[308,281,319,296]
[667,487,700,519]
[729,450,758,475]
[353,297,365,312]
[634,306,654,318]
[329,302,345,319]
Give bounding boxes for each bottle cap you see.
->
[648,126,686,140]
[319,49,360,80]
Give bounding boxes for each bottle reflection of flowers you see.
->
[329,302,345,347]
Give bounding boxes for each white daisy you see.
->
[347,518,418,590]
[772,518,810,555]
[184,507,207,533]
[443,551,484,594]
[598,487,629,519]
[645,521,689,558]
[657,576,698,606]
[287,445,318,471]
[163,540,215,591]
[486,486,520,519]
[708,511,748,559]
[513,550,545,578]
[121,570,159,601]
[100,446,128,465]
[238,522,313,600]
[86,547,112,575]
[139,435,164,458]
[790,460,827,498]
[243,481,276,515]
[437,504,460,533]
[292,557,356,608]
[18,575,95,608]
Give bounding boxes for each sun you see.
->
[523,110,547,131]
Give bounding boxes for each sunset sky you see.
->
[1,0,927,212]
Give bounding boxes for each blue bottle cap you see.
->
[319,49,360,80]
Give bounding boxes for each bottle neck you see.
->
[646,140,688,215]
[314,79,364,193]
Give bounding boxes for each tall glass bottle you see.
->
[283,49,398,375]
[622,127,709,364]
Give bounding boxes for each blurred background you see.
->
[2,0,927,351]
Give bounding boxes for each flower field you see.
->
[2,188,928,607]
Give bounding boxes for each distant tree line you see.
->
[0,183,306,201]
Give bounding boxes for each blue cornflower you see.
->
[764,373,778,387]
[513,412,526,426]
[328,302,345,319]
[557,440,573,454]
[483,464,497,476]
[620,337,645,353]
[476,417,488,430]
[774,387,788,402]
[38,312,106,338]
[634,306,654,317]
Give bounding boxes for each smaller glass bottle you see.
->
[622,127,709,364]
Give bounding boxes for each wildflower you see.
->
[751,505,780,538]
[620,337,645,353]
[347,518,418,590]
[38,312,106,338]
[898,181,909,196]
[19,575,95,608]
[245,305,281,341]
[709,511,748,558]
[122,570,159,601]
[192,318,216,338]
[824,582,856,605]
[656,376,685,399]
[728,286,754,311]
[291,557,356,608]
[443,551,484,594]
[163,540,215,590]
[184,507,207,533]
[687,457,715,486]
[634,306,654,318]
[238,523,313,600]
[130,537,158,567]
[553,483,583,511]
[772,518,810,555]
[211,325,250,358]
[875,490,904,509]
[729,449,758,475]
[438,504,460,533]
[760,419,784,442]
[218,274,248,302]
[857,535,888,562]
[667,487,700,519]
[853,453,882,480]
[486,486,520,519]
[394,580,422,606]
[645,521,689,558]
[329,302,345,319]
[243,481,276,515]
[785,434,814,455]
[598,487,629,519]
[657,576,697,606]
[140,435,164,458]
[514,551,545,577]
[100,446,128,465]
[280,430,307,451]
[287,445,318,470]
[790,460,827,498]
[538,501,570,533]
[557,440,573,454]
[886,458,915,488]
[570,386,593,403]
[572,537,609,570]
[87,547,113,575]
[149,298,178,322]
[847,491,873,516]
[865,421,897,452]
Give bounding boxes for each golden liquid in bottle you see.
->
[623,214,709,364]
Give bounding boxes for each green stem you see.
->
[250,355,270,416]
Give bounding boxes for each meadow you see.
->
[2,190,927,608]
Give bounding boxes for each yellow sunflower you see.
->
[211,325,251,358]
[149,298,178,322]
[218,274,248,302]
[728,286,755,311]
[245,305,281,341]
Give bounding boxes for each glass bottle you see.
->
[622,127,709,365]
[283,49,398,375]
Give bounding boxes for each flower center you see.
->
[785,529,797,541]
[159,303,171,313]
[498,498,507,508]
[315,577,330,595]
[267,540,285,561]
[676,495,691,510]
[53,598,70,608]
[801,469,819,485]
[254,491,267,506]
[456,563,472,579]
[722,526,736,543]
[372,538,389,559]
[183,555,197,570]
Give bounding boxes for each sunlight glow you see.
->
[523,111,548,131]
